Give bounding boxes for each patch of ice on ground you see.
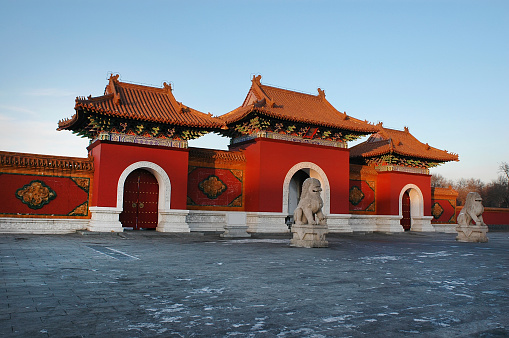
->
[190,287,225,294]
[277,328,324,337]
[413,318,430,322]
[160,316,182,323]
[360,255,401,263]
[226,239,290,244]
[322,314,352,322]
[417,251,451,258]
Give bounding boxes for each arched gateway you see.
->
[117,161,171,230]
[282,162,331,216]
[399,184,425,231]
[53,74,457,234]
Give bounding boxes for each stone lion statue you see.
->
[457,192,485,226]
[293,178,326,225]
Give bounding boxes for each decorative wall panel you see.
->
[187,167,243,208]
[349,179,376,213]
[431,199,456,224]
[0,173,90,216]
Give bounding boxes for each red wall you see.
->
[455,206,509,225]
[0,173,90,216]
[377,171,431,216]
[88,141,189,209]
[231,138,350,214]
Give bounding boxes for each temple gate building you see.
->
[1,74,466,234]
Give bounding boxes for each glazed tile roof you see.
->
[349,126,459,162]
[58,74,224,130]
[218,75,378,133]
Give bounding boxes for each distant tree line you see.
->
[431,162,509,207]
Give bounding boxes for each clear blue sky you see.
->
[1,0,507,182]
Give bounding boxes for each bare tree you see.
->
[497,162,509,207]
[435,163,509,207]
[431,173,453,188]
[454,178,485,206]
[500,162,509,182]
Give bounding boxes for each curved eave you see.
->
[72,102,225,129]
[219,107,378,134]
[358,147,459,163]
[57,109,87,131]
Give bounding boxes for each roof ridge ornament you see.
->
[106,74,121,105]
[109,74,120,83]
[252,74,262,85]
[317,88,325,100]
[163,82,172,93]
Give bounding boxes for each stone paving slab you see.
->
[0,231,508,337]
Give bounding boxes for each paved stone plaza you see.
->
[1,230,508,337]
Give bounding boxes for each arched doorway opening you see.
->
[401,190,411,231]
[288,169,310,216]
[282,162,330,216]
[120,169,159,230]
[399,184,424,231]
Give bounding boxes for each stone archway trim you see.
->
[116,161,172,211]
[282,162,330,215]
[398,183,434,232]
[398,183,424,218]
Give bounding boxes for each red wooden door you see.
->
[401,190,411,231]
[120,169,159,230]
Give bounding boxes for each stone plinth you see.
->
[455,225,489,243]
[290,223,328,248]
[156,210,190,232]
[221,212,251,238]
[88,207,124,232]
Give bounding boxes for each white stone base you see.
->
[186,210,227,232]
[221,212,250,238]
[157,210,190,232]
[375,215,404,232]
[326,214,353,233]
[411,216,434,232]
[88,207,124,232]
[291,223,329,248]
[455,225,489,242]
[346,214,377,232]
[246,212,289,233]
[433,223,457,233]
[0,218,88,234]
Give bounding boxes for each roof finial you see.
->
[252,75,262,85]
[404,126,409,133]
[317,88,325,100]
[109,74,120,82]
[163,82,172,93]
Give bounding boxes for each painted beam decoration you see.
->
[72,112,212,141]
[218,112,365,144]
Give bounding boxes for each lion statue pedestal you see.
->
[455,192,488,243]
[290,178,329,248]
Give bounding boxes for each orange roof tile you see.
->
[350,126,459,162]
[58,74,224,130]
[218,75,378,133]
